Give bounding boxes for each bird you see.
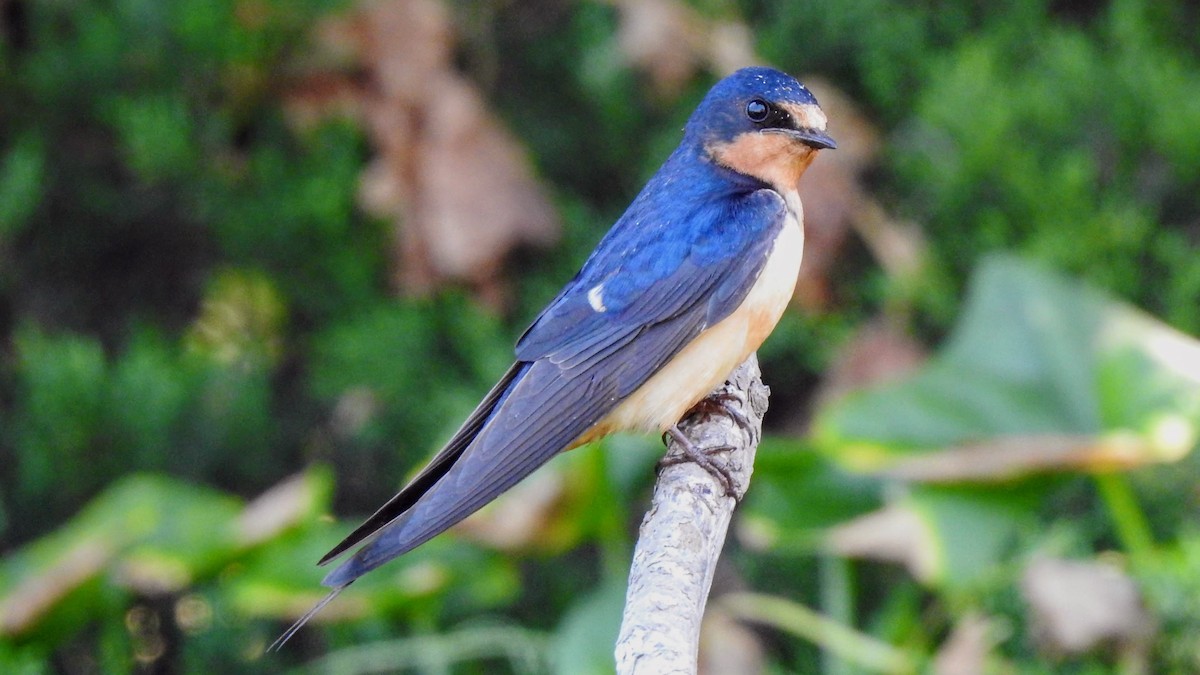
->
[271,66,835,648]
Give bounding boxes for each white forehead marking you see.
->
[588,284,607,313]
[781,102,828,131]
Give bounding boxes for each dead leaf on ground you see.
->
[825,503,938,583]
[876,430,1189,484]
[699,602,766,675]
[1021,556,1155,657]
[933,613,1001,675]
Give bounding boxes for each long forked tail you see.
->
[267,583,351,652]
[268,364,528,650]
[270,356,617,647]
[316,363,529,567]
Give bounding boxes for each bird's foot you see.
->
[687,392,754,438]
[659,425,738,496]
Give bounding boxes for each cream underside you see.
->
[581,193,804,440]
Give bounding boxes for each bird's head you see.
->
[685,67,836,192]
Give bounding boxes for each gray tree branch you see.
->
[614,355,769,674]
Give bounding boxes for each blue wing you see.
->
[516,185,787,369]
[318,187,790,590]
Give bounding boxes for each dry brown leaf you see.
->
[235,472,321,546]
[813,317,926,414]
[707,21,760,77]
[607,0,759,96]
[284,0,559,306]
[699,603,766,675]
[0,538,113,636]
[785,78,926,313]
[399,74,559,297]
[825,503,938,582]
[791,78,882,311]
[877,431,1181,483]
[280,71,364,131]
[852,196,927,289]
[612,0,706,96]
[1021,556,1155,657]
[933,613,1000,675]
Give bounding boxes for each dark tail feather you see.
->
[317,363,528,566]
[271,365,530,650]
[267,582,352,652]
[316,360,616,589]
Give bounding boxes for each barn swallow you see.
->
[272,66,834,648]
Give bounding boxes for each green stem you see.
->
[820,555,856,675]
[1095,473,1154,560]
[722,592,915,675]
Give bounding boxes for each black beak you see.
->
[791,127,837,150]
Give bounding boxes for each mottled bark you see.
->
[615,355,769,674]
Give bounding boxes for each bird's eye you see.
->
[745,99,770,123]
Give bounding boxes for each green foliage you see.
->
[10,329,108,514]
[6,325,278,542]
[550,581,626,675]
[744,257,1200,670]
[0,134,44,241]
[816,256,1200,458]
[887,3,1200,330]
[757,0,1200,333]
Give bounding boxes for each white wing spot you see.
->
[587,284,607,312]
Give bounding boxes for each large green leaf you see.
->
[0,468,333,641]
[550,579,626,675]
[0,475,239,641]
[741,438,884,553]
[814,255,1200,476]
[794,256,1200,588]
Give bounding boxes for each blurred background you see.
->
[1,0,1199,672]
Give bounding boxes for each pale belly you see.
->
[581,210,803,440]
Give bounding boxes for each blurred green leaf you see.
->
[231,528,521,638]
[0,135,45,239]
[0,474,240,639]
[551,579,625,675]
[805,256,1200,587]
[909,485,1036,587]
[107,331,193,470]
[0,468,332,642]
[105,94,197,182]
[186,268,287,369]
[11,328,108,509]
[741,438,883,554]
[815,255,1200,475]
[296,623,551,675]
[0,641,46,675]
[722,592,917,675]
[821,483,1039,589]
